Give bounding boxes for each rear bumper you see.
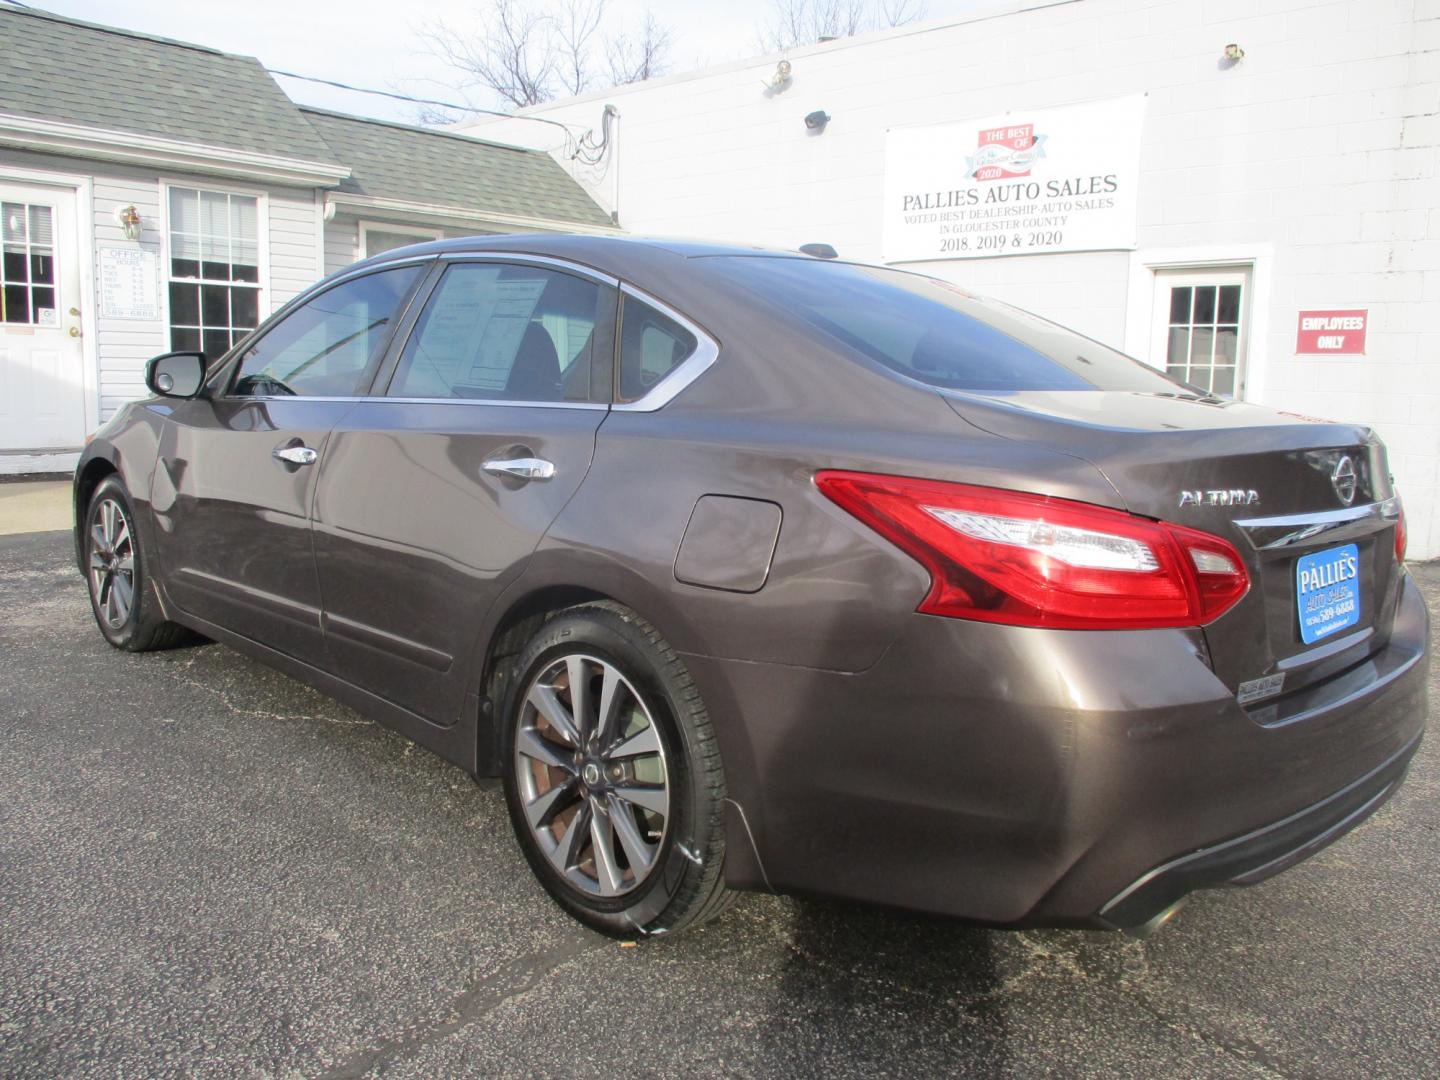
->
[1097,731,1419,929]
[689,572,1429,929]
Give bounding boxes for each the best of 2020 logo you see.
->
[966,124,1049,182]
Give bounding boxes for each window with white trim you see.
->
[1151,267,1250,399]
[167,187,261,360]
[361,222,441,260]
[1,202,56,325]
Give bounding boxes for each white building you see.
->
[465,0,1440,555]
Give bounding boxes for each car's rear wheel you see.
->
[500,602,733,937]
[84,476,193,652]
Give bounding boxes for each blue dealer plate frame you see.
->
[1296,543,1361,645]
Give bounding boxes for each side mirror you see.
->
[145,351,207,399]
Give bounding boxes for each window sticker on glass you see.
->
[407,268,545,392]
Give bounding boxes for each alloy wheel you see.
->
[89,497,136,630]
[513,652,671,898]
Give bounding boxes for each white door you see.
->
[1149,267,1251,399]
[0,183,86,452]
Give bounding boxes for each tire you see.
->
[500,601,734,937]
[83,475,194,652]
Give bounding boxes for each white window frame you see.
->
[359,220,442,261]
[159,178,270,359]
[1149,266,1250,399]
[1124,243,1273,402]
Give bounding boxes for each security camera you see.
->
[804,110,830,132]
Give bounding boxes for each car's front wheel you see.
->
[84,475,193,652]
[500,602,733,937]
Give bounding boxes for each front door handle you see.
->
[482,456,556,481]
[273,445,318,466]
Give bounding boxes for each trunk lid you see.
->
[944,391,1404,710]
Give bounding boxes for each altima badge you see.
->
[1178,489,1261,508]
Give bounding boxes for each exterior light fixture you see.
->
[1223,43,1244,62]
[804,110,831,133]
[114,204,142,241]
[765,60,793,92]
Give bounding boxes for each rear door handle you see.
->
[482,456,555,481]
[273,445,318,466]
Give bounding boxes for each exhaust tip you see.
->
[1123,898,1188,940]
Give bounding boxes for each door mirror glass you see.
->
[145,351,207,398]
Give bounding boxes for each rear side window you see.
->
[389,262,609,403]
[710,257,1182,394]
[617,296,698,403]
[230,265,421,397]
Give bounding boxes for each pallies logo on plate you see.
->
[966,123,1048,182]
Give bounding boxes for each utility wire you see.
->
[265,69,583,137]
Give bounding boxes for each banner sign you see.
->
[1296,310,1367,354]
[883,95,1146,262]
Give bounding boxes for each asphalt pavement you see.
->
[2,527,1437,1078]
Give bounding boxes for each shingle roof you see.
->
[301,108,613,227]
[0,7,340,166]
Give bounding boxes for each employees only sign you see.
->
[883,95,1147,262]
[1296,310,1368,354]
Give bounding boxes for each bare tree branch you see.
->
[422,0,678,112]
[606,9,673,85]
[555,0,607,97]
[419,0,557,107]
[877,0,927,28]
[758,0,924,50]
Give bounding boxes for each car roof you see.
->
[348,233,833,281]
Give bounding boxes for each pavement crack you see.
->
[156,653,372,728]
[317,936,602,1078]
[1119,988,1296,1079]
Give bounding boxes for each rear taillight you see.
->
[1396,502,1407,564]
[816,471,1249,630]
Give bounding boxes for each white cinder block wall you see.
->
[469,0,1440,556]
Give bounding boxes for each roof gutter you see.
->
[324,192,620,235]
[0,113,351,188]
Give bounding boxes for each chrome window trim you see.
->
[442,251,621,288]
[612,282,720,413]
[208,249,719,410]
[1235,497,1401,550]
[235,395,608,411]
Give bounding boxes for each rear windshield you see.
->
[709,256,1185,394]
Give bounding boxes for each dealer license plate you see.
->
[1296,543,1361,645]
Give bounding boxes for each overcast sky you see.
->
[26,0,988,124]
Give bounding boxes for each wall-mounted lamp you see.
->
[763,59,793,94]
[1223,43,1245,62]
[114,204,142,241]
[804,110,831,133]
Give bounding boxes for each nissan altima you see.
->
[75,235,1428,937]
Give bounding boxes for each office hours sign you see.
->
[883,95,1146,262]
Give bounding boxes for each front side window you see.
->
[1,202,56,325]
[230,265,422,397]
[389,263,607,403]
[617,296,698,403]
[168,187,261,360]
